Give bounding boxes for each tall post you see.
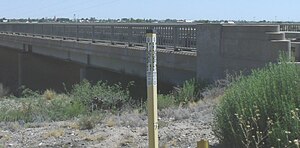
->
[146,29,158,148]
[18,53,23,89]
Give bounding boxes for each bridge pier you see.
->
[80,67,87,81]
[17,52,24,89]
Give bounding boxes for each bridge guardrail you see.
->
[0,23,197,51]
[280,24,300,32]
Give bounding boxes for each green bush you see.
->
[214,58,300,147]
[173,79,203,105]
[0,80,133,123]
[0,94,87,122]
[157,94,175,110]
[70,80,131,111]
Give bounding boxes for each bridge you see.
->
[0,23,299,86]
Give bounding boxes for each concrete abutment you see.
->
[196,24,291,82]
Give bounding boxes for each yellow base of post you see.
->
[197,140,209,148]
[147,85,158,148]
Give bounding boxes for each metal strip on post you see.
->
[146,29,158,148]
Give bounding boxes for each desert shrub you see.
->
[42,96,87,121]
[0,89,86,122]
[214,57,300,147]
[157,94,175,110]
[70,80,131,112]
[173,79,204,105]
[78,112,104,130]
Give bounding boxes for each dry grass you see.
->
[7,122,21,132]
[68,123,80,130]
[44,129,65,138]
[119,134,135,147]
[43,89,56,100]
[78,116,96,130]
[106,117,116,127]
[160,139,178,148]
[83,134,105,142]
[118,111,147,127]
[159,107,191,121]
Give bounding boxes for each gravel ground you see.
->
[0,100,219,148]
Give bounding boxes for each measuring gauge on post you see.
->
[146,29,158,148]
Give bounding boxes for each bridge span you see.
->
[0,23,299,86]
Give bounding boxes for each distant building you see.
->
[220,21,235,24]
[0,18,8,23]
[177,19,194,23]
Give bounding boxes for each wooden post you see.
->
[146,29,158,148]
[197,140,209,148]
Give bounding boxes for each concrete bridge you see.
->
[0,23,299,85]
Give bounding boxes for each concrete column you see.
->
[17,53,23,88]
[293,43,300,61]
[196,24,224,82]
[80,67,87,81]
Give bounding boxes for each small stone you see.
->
[8,143,14,147]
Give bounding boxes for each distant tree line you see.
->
[0,17,299,24]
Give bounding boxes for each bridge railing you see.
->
[280,24,300,32]
[0,23,197,50]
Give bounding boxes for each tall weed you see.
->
[214,55,300,147]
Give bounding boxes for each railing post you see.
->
[41,24,44,37]
[92,25,95,43]
[110,26,115,44]
[63,24,66,40]
[173,26,178,50]
[32,24,35,35]
[76,24,79,41]
[128,26,133,46]
[51,24,54,38]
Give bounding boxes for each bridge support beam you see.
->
[80,67,87,81]
[17,52,24,89]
